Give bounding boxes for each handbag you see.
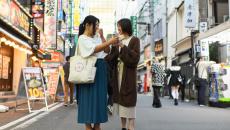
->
[68,42,97,84]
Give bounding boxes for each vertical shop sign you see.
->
[44,0,57,49]
[73,0,80,33]
[130,16,137,36]
[184,0,196,28]
[58,0,63,20]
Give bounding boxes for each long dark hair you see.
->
[117,18,133,36]
[78,15,99,37]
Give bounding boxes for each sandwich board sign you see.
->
[22,67,48,113]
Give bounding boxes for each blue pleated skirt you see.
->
[77,59,108,124]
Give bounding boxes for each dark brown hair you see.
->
[117,18,133,36]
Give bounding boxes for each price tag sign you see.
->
[22,67,48,112]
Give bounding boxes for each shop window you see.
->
[0,44,14,91]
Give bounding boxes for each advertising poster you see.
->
[23,67,46,99]
[43,68,59,96]
[32,0,45,18]
[0,0,10,21]
[2,56,10,79]
[22,67,48,112]
[44,0,57,49]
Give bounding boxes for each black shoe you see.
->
[174,99,178,106]
[122,128,127,130]
[155,103,162,108]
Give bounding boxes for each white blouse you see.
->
[77,35,106,59]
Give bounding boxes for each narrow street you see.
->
[7,95,230,130]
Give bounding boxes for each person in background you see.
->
[63,56,74,107]
[196,57,215,106]
[168,61,182,106]
[77,15,118,130]
[151,58,165,108]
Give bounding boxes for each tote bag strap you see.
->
[74,41,80,57]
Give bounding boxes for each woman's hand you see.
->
[108,37,119,45]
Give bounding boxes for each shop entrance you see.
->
[0,44,14,91]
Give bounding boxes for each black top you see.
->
[63,62,70,82]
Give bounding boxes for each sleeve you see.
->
[104,46,119,62]
[78,37,96,58]
[119,38,140,68]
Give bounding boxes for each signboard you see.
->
[0,0,30,37]
[131,16,137,36]
[184,0,196,28]
[58,0,64,21]
[144,45,151,60]
[32,0,44,18]
[73,0,80,33]
[199,22,208,33]
[200,41,209,57]
[43,68,64,100]
[44,0,57,49]
[22,67,48,112]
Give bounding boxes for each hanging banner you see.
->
[184,0,196,28]
[44,0,57,49]
[22,67,48,113]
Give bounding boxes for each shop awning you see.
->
[172,36,191,48]
[0,27,31,49]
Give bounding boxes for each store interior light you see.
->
[0,37,6,42]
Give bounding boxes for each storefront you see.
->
[0,0,32,103]
[197,21,230,106]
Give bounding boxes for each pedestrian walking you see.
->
[76,15,118,130]
[106,18,140,130]
[196,57,215,106]
[63,56,74,107]
[151,58,165,108]
[168,61,182,105]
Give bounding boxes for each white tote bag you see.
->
[68,42,97,84]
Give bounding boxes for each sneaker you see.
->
[64,103,68,107]
[199,104,205,107]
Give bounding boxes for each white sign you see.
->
[184,0,196,28]
[44,0,57,49]
[200,41,209,57]
[22,67,48,113]
[199,22,208,33]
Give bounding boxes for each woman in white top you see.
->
[77,15,118,130]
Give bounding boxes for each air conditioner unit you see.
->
[223,15,229,22]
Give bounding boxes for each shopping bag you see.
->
[68,43,97,84]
